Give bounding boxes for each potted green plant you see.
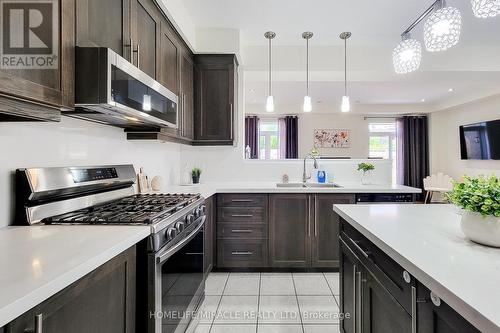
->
[191,167,202,184]
[357,163,375,185]
[446,175,500,247]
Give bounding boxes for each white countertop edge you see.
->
[332,205,498,333]
[0,228,150,327]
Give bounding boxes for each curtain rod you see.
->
[364,114,427,120]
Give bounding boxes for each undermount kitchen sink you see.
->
[276,182,343,188]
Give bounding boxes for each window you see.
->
[259,120,280,160]
[368,122,397,183]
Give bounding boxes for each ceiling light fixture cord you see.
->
[344,37,347,96]
[306,37,309,96]
[269,36,272,96]
[401,0,441,36]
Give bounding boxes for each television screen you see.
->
[459,119,500,160]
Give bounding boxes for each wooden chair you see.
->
[423,173,454,204]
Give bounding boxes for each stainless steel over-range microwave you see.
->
[71,47,178,129]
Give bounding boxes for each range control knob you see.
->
[175,221,185,233]
[200,205,206,214]
[185,214,195,225]
[166,228,177,241]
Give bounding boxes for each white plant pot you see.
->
[460,210,500,247]
[361,171,372,185]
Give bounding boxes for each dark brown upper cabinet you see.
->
[130,0,160,79]
[194,54,238,146]
[158,21,180,94]
[0,0,74,121]
[180,49,194,140]
[76,0,132,62]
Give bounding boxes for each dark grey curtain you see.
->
[245,116,259,159]
[396,116,429,201]
[285,116,298,159]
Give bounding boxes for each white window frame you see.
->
[259,119,280,160]
[368,121,397,183]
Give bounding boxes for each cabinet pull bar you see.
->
[231,229,252,233]
[231,199,253,202]
[353,265,357,333]
[231,214,253,217]
[314,196,317,237]
[356,271,362,333]
[128,38,133,62]
[25,313,43,333]
[308,196,311,237]
[185,252,204,255]
[231,251,253,255]
[411,286,417,333]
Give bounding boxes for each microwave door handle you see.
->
[156,216,205,264]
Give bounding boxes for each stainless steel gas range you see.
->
[15,164,206,333]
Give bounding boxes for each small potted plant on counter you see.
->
[357,162,375,185]
[191,167,202,184]
[447,175,500,247]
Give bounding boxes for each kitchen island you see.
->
[333,204,500,333]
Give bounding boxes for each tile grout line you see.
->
[291,273,306,333]
[208,273,231,333]
[323,272,341,307]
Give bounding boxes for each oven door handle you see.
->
[156,215,206,264]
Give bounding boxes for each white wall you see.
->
[430,94,500,180]
[0,117,182,228]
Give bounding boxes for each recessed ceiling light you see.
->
[317,100,323,104]
[421,98,426,102]
[249,89,255,93]
[448,88,454,92]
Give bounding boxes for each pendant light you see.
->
[302,32,313,113]
[471,0,500,18]
[340,32,351,113]
[393,33,422,74]
[424,0,462,52]
[264,31,276,112]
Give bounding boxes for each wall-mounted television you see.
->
[459,119,500,160]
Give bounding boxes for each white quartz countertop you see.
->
[333,204,500,333]
[165,181,421,198]
[0,225,150,327]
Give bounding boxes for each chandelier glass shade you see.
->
[424,6,462,52]
[471,0,500,18]
[393,36,422,74]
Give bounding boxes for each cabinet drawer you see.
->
[217,207,266,223]
[341,220,414,315]
[217,194,268,207]
[217,240,268,268]
[217,223,267,239]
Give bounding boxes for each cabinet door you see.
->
[76,0,131,61]
[194,55,236,145]
[340,239,359,333]
[361,268,412,333]
[312,194,355,268]
[417,284,480,333]
[180,50,194,140]
[0,0,74,110]
[269,194,310,268]
[5,246,136,333]
[131,0,160,79]
[204,196,215,274]
[158,21,180,94]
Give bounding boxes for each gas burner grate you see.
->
[43,193,200,225]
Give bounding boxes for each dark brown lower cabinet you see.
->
[5,246,136,333]
[340,218,482,333]
[269,194,310,268]
[417,283,480,333]
[269,194,355,269]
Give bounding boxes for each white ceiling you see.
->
[182,0,500,113]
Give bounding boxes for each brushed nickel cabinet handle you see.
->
[308,196,311,237]
[231,199,253,203]
[356,271,362,333]
[231,214,253,217]
[231,229,252,233]
[231,251,253,256]
[314,196,317,237]
[24,313,43,333]
[411,286,417,333]
[352,265,357,333]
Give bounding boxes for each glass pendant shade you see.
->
[341,96,350,113]
[266,95,274,112]
[303,96,312,112]
[471,0,500,18]
[393,37,422,74]
[424,6,462,52]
